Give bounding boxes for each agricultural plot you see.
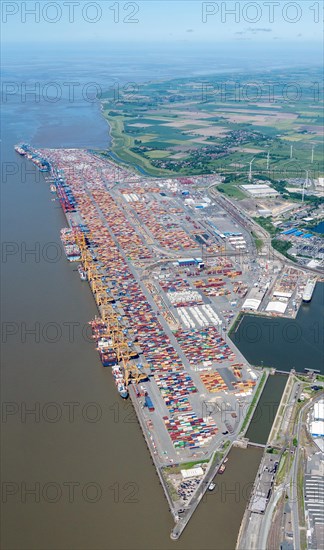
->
[101,67,323,179]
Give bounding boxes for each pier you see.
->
[19,145,266,538]
[170,443,233,540]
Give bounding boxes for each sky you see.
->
[1,0,323,44]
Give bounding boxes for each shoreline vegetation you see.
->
[240,371,267,434]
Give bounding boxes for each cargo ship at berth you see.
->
[60,228,81,261]
[96,337,118,367]
[21,148,145,402]
[14,144,50,171]
[14,144,27,155]
[302,278,316,303]
[31,156,51,172]
[113,367,129,398]
[89,318,142,397]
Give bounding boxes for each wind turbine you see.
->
[311,146,314,163]
[266,150,270,171]
[290,145,293,159]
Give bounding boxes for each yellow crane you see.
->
[74,230,146,385]
[118,347,147,386]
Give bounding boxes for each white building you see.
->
[314,401,324,421]
[181,467,204,479]
[309,398,324,440]
[310,421,324,437]
[265,301,288,314]
[240,184,278,197]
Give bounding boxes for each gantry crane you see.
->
[74,228,147,385]
[118,347,147,386]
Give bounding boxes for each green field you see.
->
[217,183,247,200]
[101,67,324,179]
[271,239,296,262]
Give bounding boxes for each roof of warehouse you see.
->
[314,401,324,421]
[265,301,288,314]
[242,298,261,311]
[273,291,292,298]
[181,467,204,479]
[242,184,273,190]
[310,421,324,436]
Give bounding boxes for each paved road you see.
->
[290,413,303,549]
[237,380,313,550]
[259,485,285,550]
[289,394,323,549]
[171,442,233,540]
[208,186,323,276]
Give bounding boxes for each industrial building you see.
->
[308,398,324,442]
[240,184,279,197]
[242,287,266,311]
[265,301,288,314]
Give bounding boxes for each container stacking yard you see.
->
[20,145,261,533]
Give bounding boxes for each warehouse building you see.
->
[242,287,266,311]
[240,184,279,197]
[308,398,324,443]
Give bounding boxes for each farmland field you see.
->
[101,67,323,179]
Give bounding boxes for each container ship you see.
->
[116,381,128,399]
[14,144,50,171]
[99,348,118,367]
[31,156,51,172]
[91,322,131,396]
[302,278,316,303]
[55,175,77,212]
[60,228,81,261]
[14,144,27,155]
[64,245,81,261]
[112,367,128,398]
[96,337,118,367]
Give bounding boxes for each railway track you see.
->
[208,186,324,276]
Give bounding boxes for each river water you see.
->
[1,43,292,549]
[311,221,324,234]
[231,282,324,374]
[245,375,288,445]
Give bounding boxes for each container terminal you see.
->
[18,145,320,537]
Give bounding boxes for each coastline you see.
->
[98,102,179,177]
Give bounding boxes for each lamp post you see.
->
[248,157,255,182]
